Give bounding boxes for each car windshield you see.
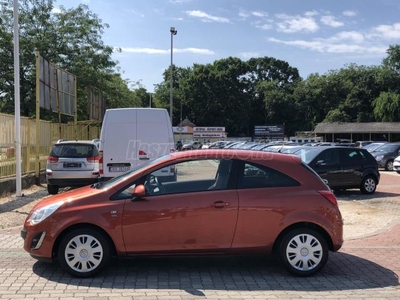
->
[93,154,172,189]
[51,143,96,158]
[372,144,398,153]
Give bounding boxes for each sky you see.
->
[54,0,400,92]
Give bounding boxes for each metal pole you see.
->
[13,0,22,196]
[169,27,177,125]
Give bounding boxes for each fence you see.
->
[0,113,100,179]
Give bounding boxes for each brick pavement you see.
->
[0,172,399,299]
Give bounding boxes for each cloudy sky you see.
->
[55,0,400,91]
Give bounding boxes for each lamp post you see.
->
[170,26,177,125]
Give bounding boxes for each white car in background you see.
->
[393,155,400,174]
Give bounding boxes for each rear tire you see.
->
[58,228,110,278]
[47,184,59,195]
[278,228,328,277]
[360,175,377,194]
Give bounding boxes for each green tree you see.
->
[0,0,136,120]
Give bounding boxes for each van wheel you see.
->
[278,228,328,277]
[47,184,59,195]
[360,175,377,194]
[58,228,110,278]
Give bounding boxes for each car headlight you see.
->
[28,201,64,225]
[375,155,384,161]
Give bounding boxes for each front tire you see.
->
[58,228,110,278]
[278,228,328,277]
[385,160,394,171]
[360,175,377,194]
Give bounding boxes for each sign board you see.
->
[173,126,190,133]
[193,127,225,132]
[193,133,225,138]
[254,125,285,137]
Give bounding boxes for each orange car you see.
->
[21,150,343,278]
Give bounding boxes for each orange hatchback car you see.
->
[21,150,343,278]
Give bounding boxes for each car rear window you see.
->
[51,144,98,158]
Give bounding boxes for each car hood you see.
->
[30,185,104,211]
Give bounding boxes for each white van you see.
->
[99,108,176,181]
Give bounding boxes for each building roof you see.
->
[314,122,400,134]
[177,118,196,127]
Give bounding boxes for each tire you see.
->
[47,184,59,195]
[58,228,110,278]
[385,160,394,171]
[360,175,377,194]
[278,228,328,277]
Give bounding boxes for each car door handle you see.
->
[213,201,229,208]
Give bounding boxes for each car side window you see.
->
[340,148,364,163]
[143,159,233,196]
[314,149,339,165]
[238,162,299,189]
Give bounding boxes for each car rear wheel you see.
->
[47,184,59,195]
[58,228,110,278]
[360,175,377,194]
[278,228,328,277]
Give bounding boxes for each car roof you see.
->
[55,140,96,145]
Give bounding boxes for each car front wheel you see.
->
[360,175,377,194]
[278,228,328,277]
[385,160,394,171]
[58,228,110,278]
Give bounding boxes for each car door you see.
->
[120,159,239,254]
[309,148,342,187]
[337,148,365,186]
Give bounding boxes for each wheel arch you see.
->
[51,223,117,260]
[272,222,334,254]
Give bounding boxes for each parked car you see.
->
[46,140,100,195]
[295,146,380,194]
[362,142,386,153]
[22,149,343,278]
[370,142,400,171]
[181,141,202,150]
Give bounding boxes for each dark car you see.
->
[295,146,380,194]
[22,149,343,278]
[370,142,400,171]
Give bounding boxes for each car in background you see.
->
[208,141,234,149]
[393,155,400,174]
[295,146,380,194]
[181,141,202,150]
[46,140,100,195]
[362,142,386,153]
[22,149,343,278]
[370,142,400,171]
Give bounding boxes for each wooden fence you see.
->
[0,113,100,179]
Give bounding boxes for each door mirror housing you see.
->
[132,184,146,199]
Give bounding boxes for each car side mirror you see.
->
[132,184,146,200]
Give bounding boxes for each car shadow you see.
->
[32,252,398,293]
[0,187,49,213]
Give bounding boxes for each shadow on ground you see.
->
[32,252,398,294]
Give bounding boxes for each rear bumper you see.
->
[47,178,99,187]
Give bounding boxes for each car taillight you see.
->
[99,150,103,175]
[47,156,58,163]
[318,190,338,206]
[87,156,99,163]
[139,150,147,156]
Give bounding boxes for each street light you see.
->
[170,26,177,125]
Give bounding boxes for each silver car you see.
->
[46,140,100,194]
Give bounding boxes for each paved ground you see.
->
[0,172,399,299]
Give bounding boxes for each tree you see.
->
[373,92,400,121]
[0,0,135,120]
